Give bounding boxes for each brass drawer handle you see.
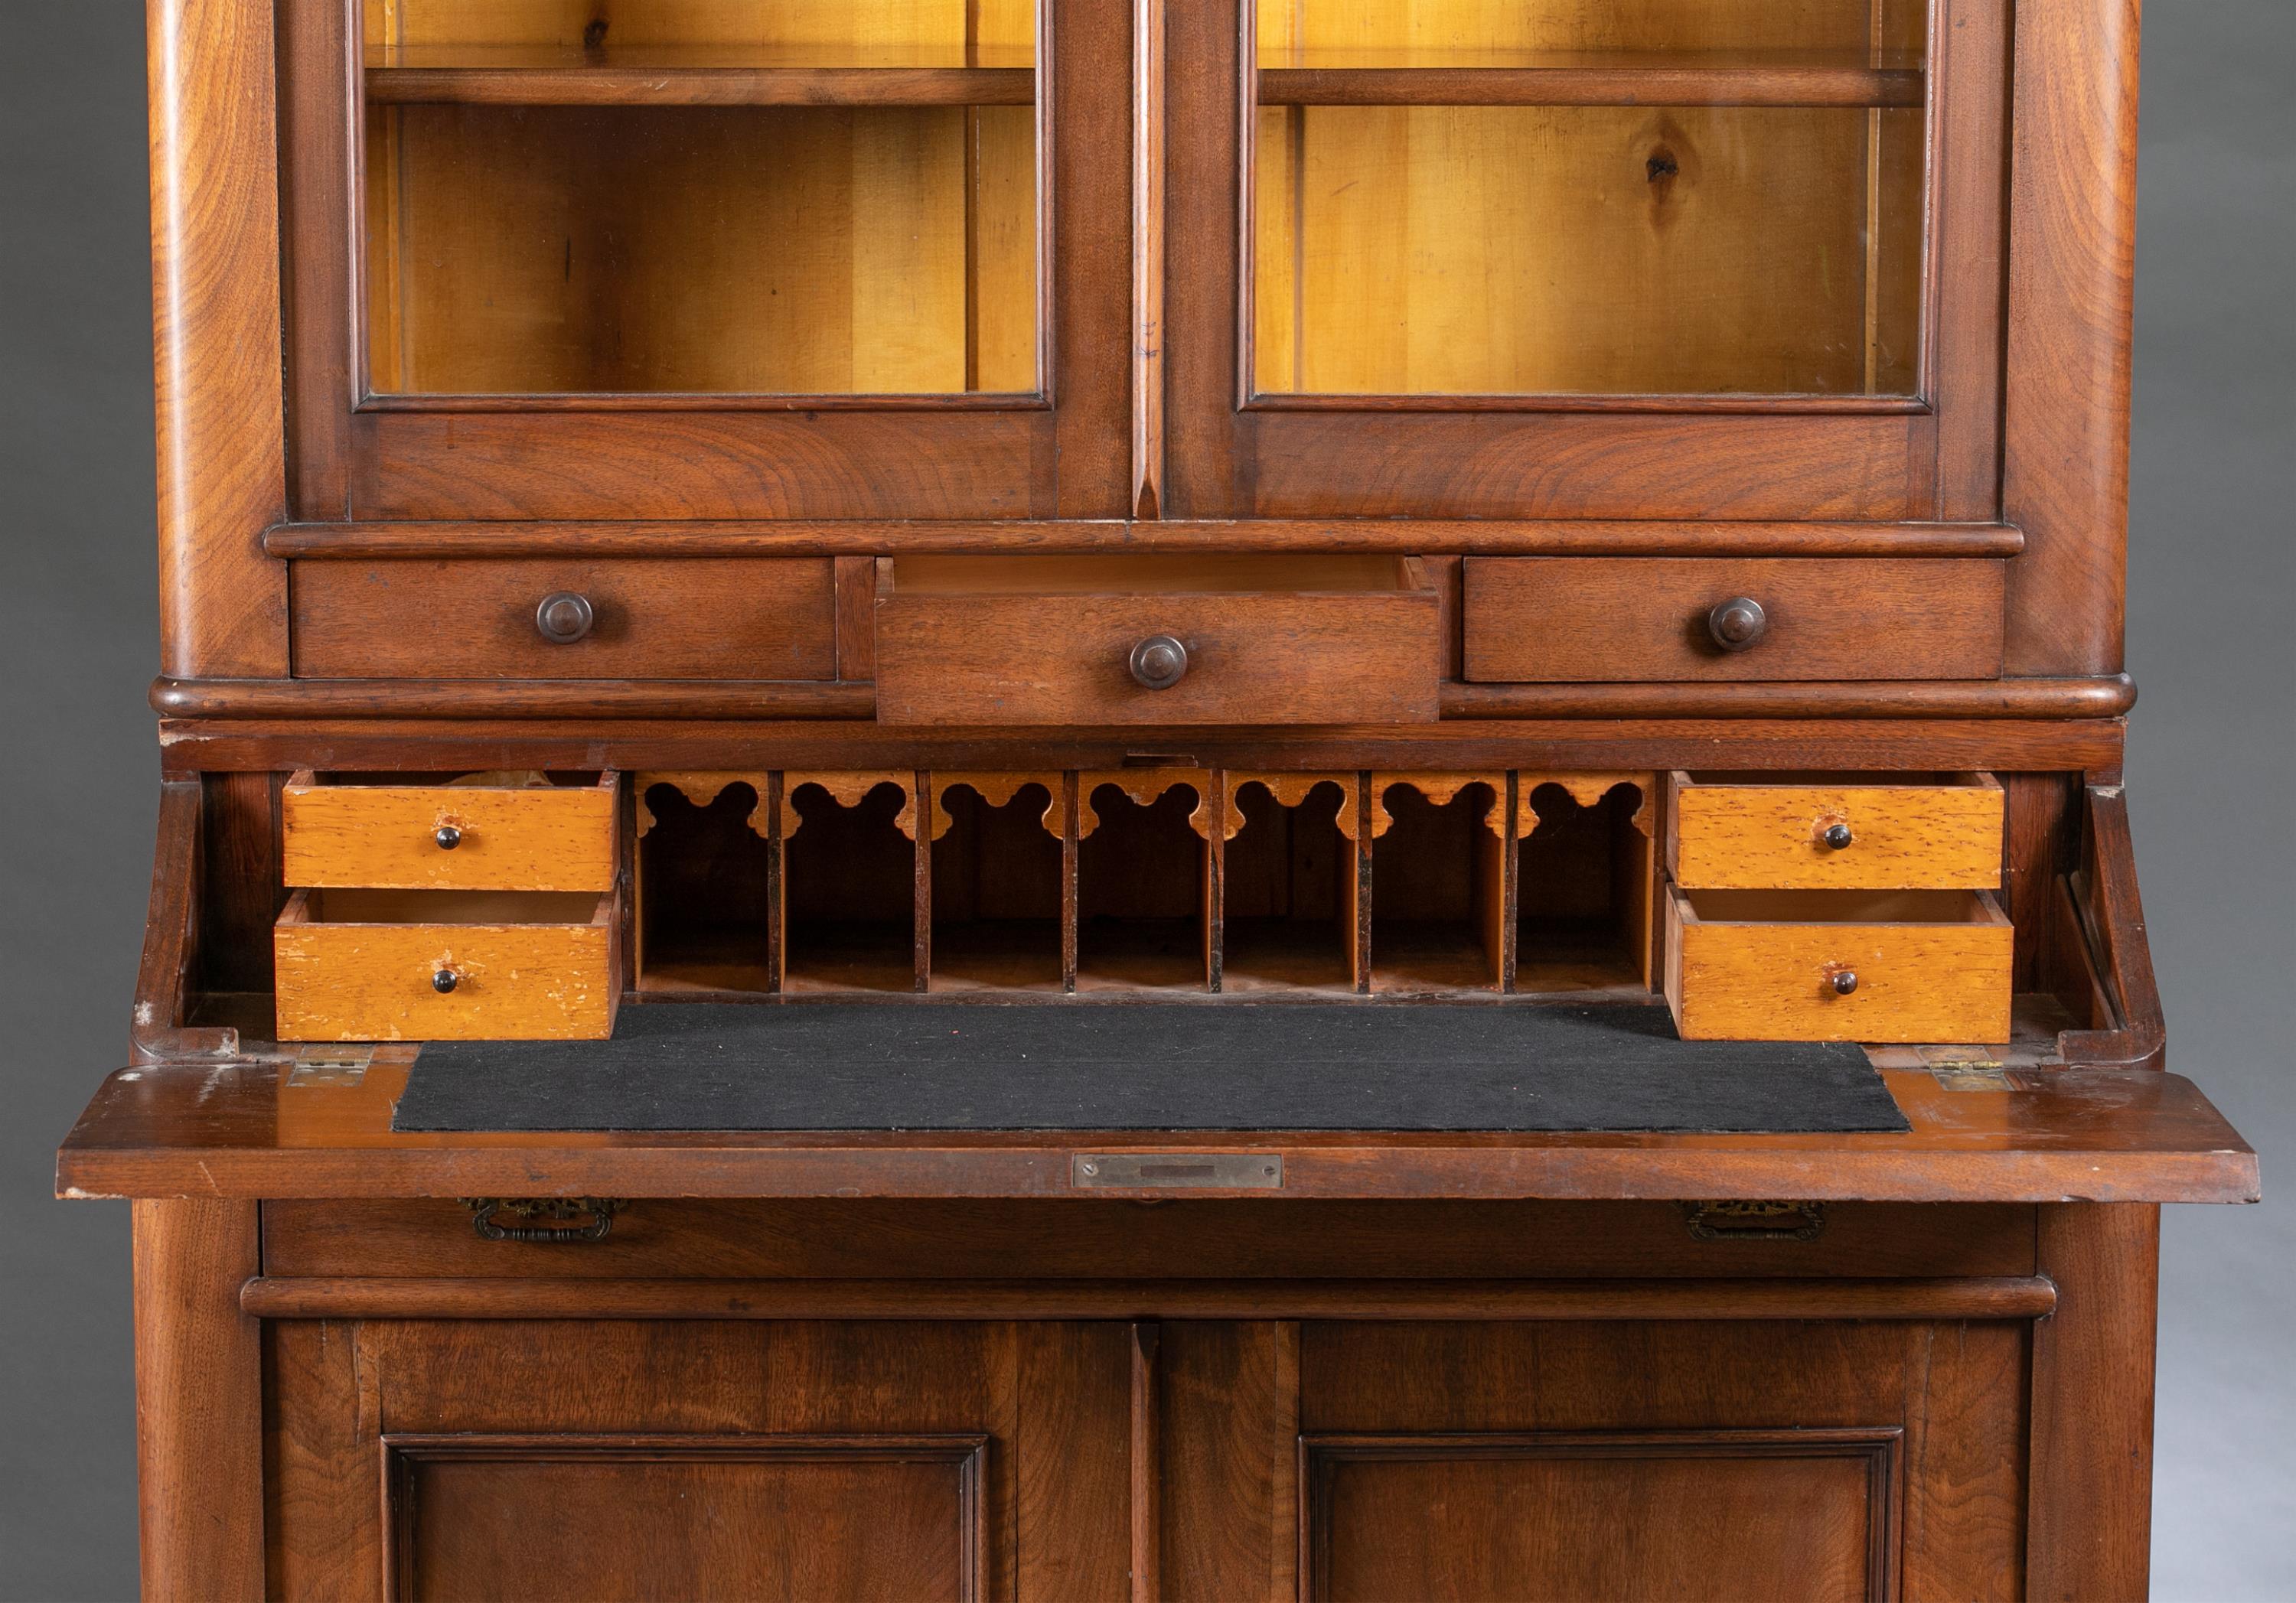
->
[462,1197,625,1243]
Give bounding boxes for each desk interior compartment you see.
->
[1218,774,1362,994]
[1076,772,1214,992]
[781,774,925,994]
[1368,776,1508,993]
[927,774,1068,992]
[635,776,772,997]
[1515,777,1656,995]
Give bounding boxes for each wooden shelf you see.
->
[1258,51,1925,109]
[367,45,1035,108]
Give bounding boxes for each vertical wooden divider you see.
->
[1346,772,1373,995]
[912,769,934,993]
[1205,770,1228,992]
[1061,773,1081,994]
[1129,1321,1162,1603]
[1499,770,1521,994]
[1132,0,1166,519]
[765,772,786,995]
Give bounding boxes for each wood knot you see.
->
[582,18,610,50]
[1645,149,1680,184]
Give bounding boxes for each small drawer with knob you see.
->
[1668,771,2004,891]
[1662,886,2013,1044]
[287,557,837,680]
[872,556,1440,725]
[273,887,616,1041]
[282,771,618,892]
[1460,558,2005,682]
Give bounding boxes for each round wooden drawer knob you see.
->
[1830,969,1860,996]
[432,968,461,995]
[1821,823,1854,851]
[1707,597,1768,652]
[1129,634,1189,690]
[433,824,464,851]
[536,591,595,644]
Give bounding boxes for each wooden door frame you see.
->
[1159,0,2011,526]
[274,0,1133,523]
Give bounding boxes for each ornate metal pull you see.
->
[462,1197,625,1243]
[1683,1201,1828,1242]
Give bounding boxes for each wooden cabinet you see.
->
[70,0,2249,1596]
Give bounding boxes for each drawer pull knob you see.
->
[1829,969,1860,996]
[1821,823,1854,851]
[1129,634,1189,690]
[1707,596,1769,651]
[431,967,461,995]
[433,824,464,851]
[536,591,595,644]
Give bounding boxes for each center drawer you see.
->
[873,556,1440,725]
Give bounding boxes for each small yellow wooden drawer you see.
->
[274,888,617,1042]
[1664,887,2013,1044]
[282,771,617,892]
[1668,771,2003,891]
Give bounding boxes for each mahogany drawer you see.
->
[1461,558,2005,682]
[282,771,618,892]
[274,888,617,1041]
[874,556,1440,725]
[1668,771,2004,891]
[289,557,837,680]
[1663,886,2013,1044]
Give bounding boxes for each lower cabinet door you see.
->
[266,1320,1134,1602]
[1161,1320,2028,1603]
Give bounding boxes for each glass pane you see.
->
[364,0,1038,397]
[1253,0,1928,398]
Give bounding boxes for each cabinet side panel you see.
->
[2002,0,2140,673]
[149,0,289,677]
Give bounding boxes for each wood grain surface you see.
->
[1463,557,2007,683]
[1666,885,2014,1042]
[282,771,616,891]
[290,558,837,680]
[1668,770,2005,890]
[273,888,616,1041]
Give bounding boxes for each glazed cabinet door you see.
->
[279,0,1132,521]
[1163,0,2010,521]
[1160,1320,2028,1601]
[266,1319,1132,1601]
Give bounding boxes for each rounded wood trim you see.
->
[150,676,2135,722]
[236,1275,2060,1323]
[263,520,2029,560]
[1441,678,2137,722]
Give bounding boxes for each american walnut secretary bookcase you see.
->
[60,0,2257,1598]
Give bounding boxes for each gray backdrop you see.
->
[2,3,2287,1597]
